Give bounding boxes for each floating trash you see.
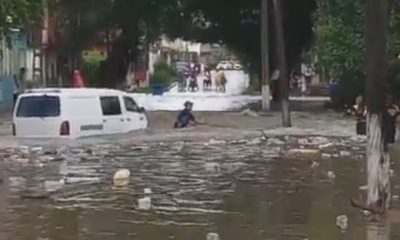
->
[44,179,65,192]
[336,215,348,231]
[204,162,220,173]
[340,151,351,157]
[322,153,332,159]
[113,169,131,187]
[208,139,227,145]
[327,171,336,180]
[359,185,368,191]
[266,138,285,145]
[288,148,321,155]
[319,143,333,149]
[138,197,151,210]
[206,232,220,240]
[311,161,320,169]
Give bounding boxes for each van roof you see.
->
[22,88,125,97]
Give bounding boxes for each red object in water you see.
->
[60,121,70,136]
[72,70,85,88]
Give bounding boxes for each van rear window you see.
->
[17,96,61,117]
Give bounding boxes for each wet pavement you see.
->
[1,134,400,240]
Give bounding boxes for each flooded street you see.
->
[1,133,400,240]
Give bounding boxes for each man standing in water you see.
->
[174,101,200,128]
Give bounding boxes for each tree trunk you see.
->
[272,0,291,127]
[365,0,390,211]
[261,0,271,111]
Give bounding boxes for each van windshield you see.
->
[17,95,61,117]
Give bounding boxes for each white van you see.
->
[13,88,148,138]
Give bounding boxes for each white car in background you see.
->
[217,61,233,70]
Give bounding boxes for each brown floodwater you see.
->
[0,136,399,240]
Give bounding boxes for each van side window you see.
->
[123,97,139,112]
[100,96,122,116]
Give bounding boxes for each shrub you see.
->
[82,62,101,87]
[150,61,176,86]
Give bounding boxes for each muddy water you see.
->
[0,136,400,240]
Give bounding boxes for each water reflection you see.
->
[0,136,400,239]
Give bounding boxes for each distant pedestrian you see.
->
[203,69,212,91]
[384,96,399,144]
[188,74,198,92]
[354,95,367,135]
[72,70,85,88]
[215,69,227,93]
[13,67,26,107]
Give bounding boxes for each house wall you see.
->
[0,32,32,112]
[0,76,14,112]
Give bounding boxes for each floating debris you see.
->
[266,137,285,145]
[327,171,336,180]
[288,148,321,155]
[340,151,351,157]
[336,215,348,231]
[205,162,221,173]
[144,188,152,194]
[44,179,65,192]
[240,108,259,117]
[113,169,131,187]
[322,153,332,159]
[208,139,227,145]
[247,137,262,145]
[311,161,320,169]
[30,147,44,154]
[206,233,220,240]
[319,143,333,149]
[137,197,151,210]
[359,185,368,191]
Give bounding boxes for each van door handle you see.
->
[127,118,131,122]
[103,119,107,123]
[120,119,125,122]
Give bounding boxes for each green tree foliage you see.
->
[52,0,317,87]
[315,0,364,105]
[150,61,176,86]
[162,0,316,74]
[0,0,42,33]
[316,0,400,105]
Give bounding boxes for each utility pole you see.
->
[261,0,270,111]
[272,0,291,127]
[365,0,390,212]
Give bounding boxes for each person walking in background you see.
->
[215,68,227,93]
[188,73,198,92]
[13,67,26,107]
[203,68,212,91]
[354,95,367,135]
[72,70,85,88]
[384,96,399,144]
[175,61,190,92]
